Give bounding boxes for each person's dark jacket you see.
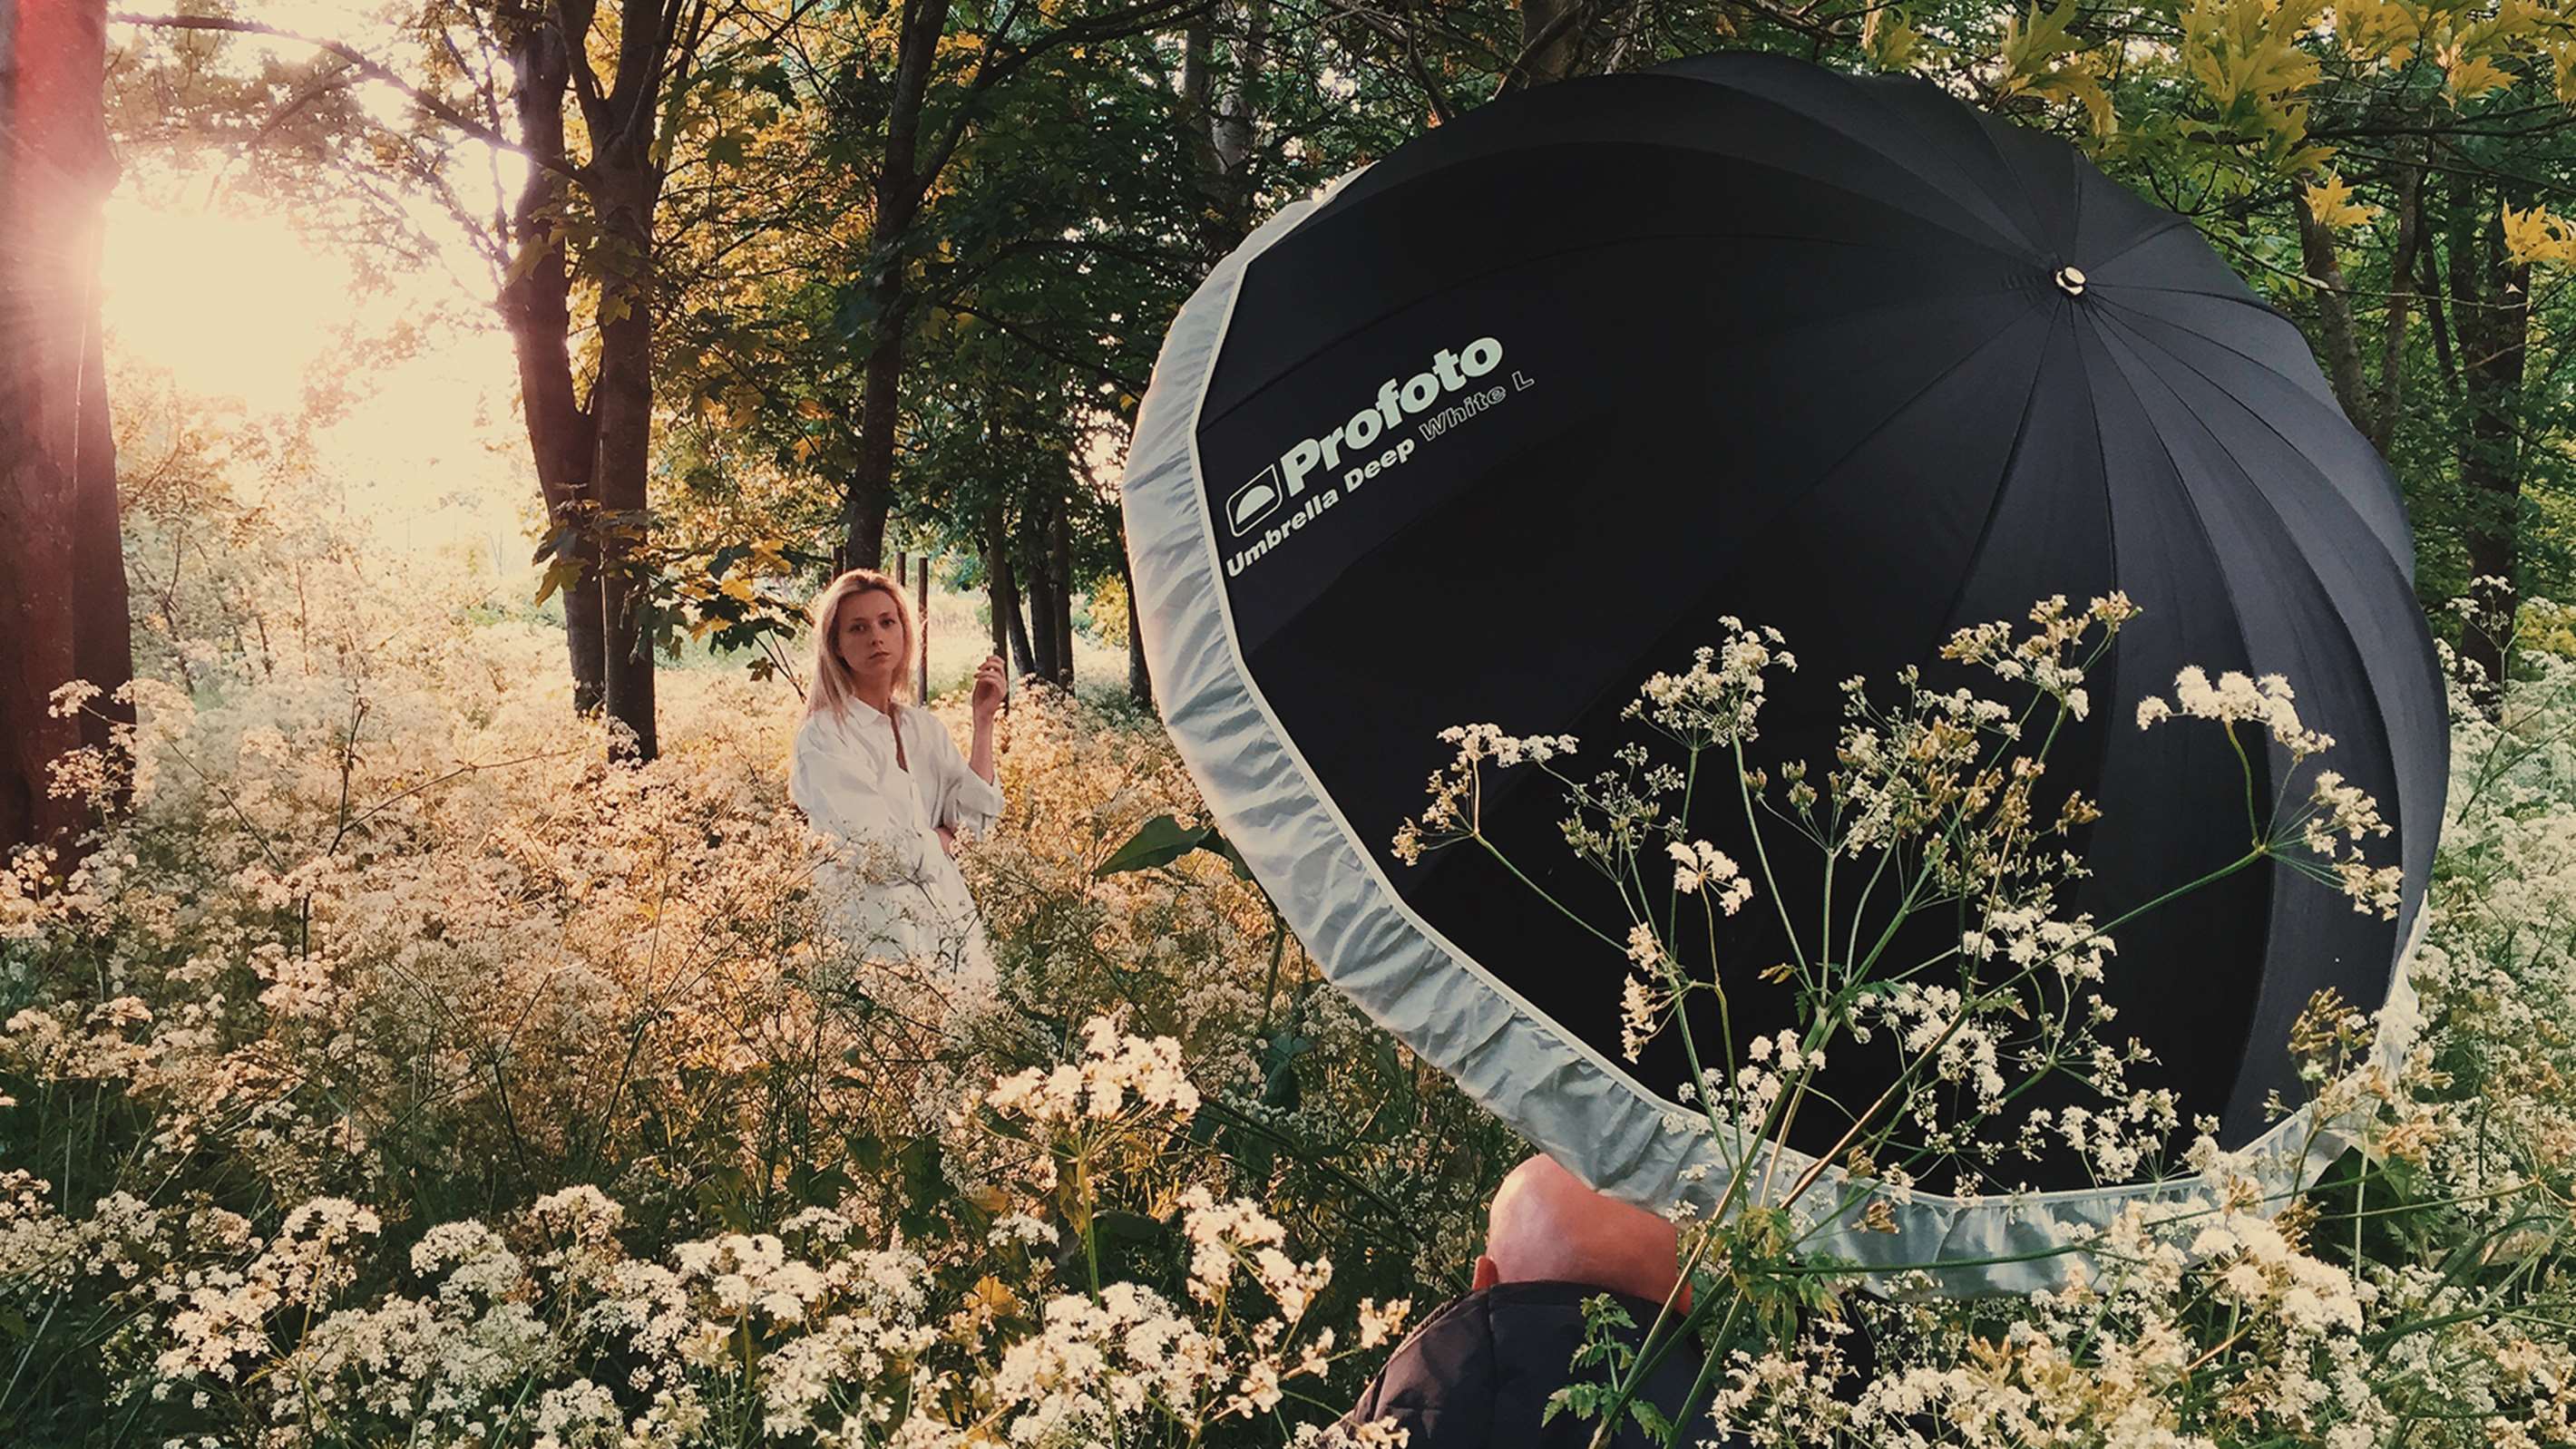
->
[1337,1279,1714,1448]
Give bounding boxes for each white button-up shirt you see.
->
[789,699,1006,978]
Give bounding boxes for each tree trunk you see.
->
[589,151,659,761]
[0,0,132,861]
[2294,190,2372,433]
[500,18,607,715]
[1119,533,1151,707]
[982,500,1019,667]
[1050,502,1076,688]
[72,315,132,771]
[1510,0,1585,89]
[915,553,931,702]
[2369,143,2428,457]
[1210,0,1268,244]
[1212,0,1269,176]
[842,0,953,571]
[2452,177,2529,717]
[1177,20,1228,261]
[2419,235,2461,408]
[1021,501,1059,685]
[1007,593,1038,678]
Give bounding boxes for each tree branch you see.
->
[551,0,611,135]
[913,0,1218,197]
[935,299,1149,395]
[110,12,585,182]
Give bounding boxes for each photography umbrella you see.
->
[1119,51,2446,1287]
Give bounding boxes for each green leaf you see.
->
[1094,814,1211,878]
[501,237,554,290]
[532,557,587,608]
[847,1132,887,1173]
[792,1164,854,1207]
[1543,1383,1604,1425]
[1206,829,1255,881]
[1259,1031,1312,1110]
[1090,1209,1166,1245]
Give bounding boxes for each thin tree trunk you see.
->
[2370,143,2429,456]
[1210,0,1269,243]
[589,151,659,761]
[2294,190,2372,432]
[501,18,606,714]
[983,500,1020,669]
[1050,503,1076,688]
[72,315,132,773]
[1178,20,1229,261]
[2420,236,2461,408]
[2453,178,2528,716]
[843,0,952,571]
[1508,0,1586,90]
[1021,501,1059,685]
[0,0,132,861]
[1007,593,1038,678]
[1119,534,1150,707]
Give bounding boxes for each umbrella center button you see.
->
[2054,264,2089,297]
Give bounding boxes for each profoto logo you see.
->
[1225,336,1502,537]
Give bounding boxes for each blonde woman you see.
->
[789,569,1008,981]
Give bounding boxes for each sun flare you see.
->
[99,193,354,418]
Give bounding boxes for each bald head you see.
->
[1473,1153,1684,1308]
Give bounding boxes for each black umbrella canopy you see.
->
[1126,51,2446,1207]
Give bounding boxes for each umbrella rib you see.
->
[1707,301,2052,576]
[2092,303,2424,821]
[2081,216,2194,275]
[2101,301,2428,1114]
[1401,299,2054,871]
[1929,306,2061,644]
[1557,304,2053,731]
[2088,293,2411,571]
[2087,280,2291,327]
[1317,133,2037,259]
[2083,316,2310,1132]
[1830,74,2045,250]
[1204,235,2026,435]
[2089,288,2318,367]
[2066,143,2084,260]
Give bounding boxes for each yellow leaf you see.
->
[2500,203,2576,267]
[1998,0,2113,137]
[2040,66,2117,139]
[721,577,758,604]
[1865,5,1922,71]
[2302,170,2381,230]
[2448,52,2514,98]
[969,1273,1019,1317]
[2331,0,2420,63]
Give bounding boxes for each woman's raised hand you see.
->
[971,655,1007,718]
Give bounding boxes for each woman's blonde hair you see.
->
[805,568,916,718]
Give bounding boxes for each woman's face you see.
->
[834,588,906,691]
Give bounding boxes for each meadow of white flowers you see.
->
[2,527,2571,1446]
